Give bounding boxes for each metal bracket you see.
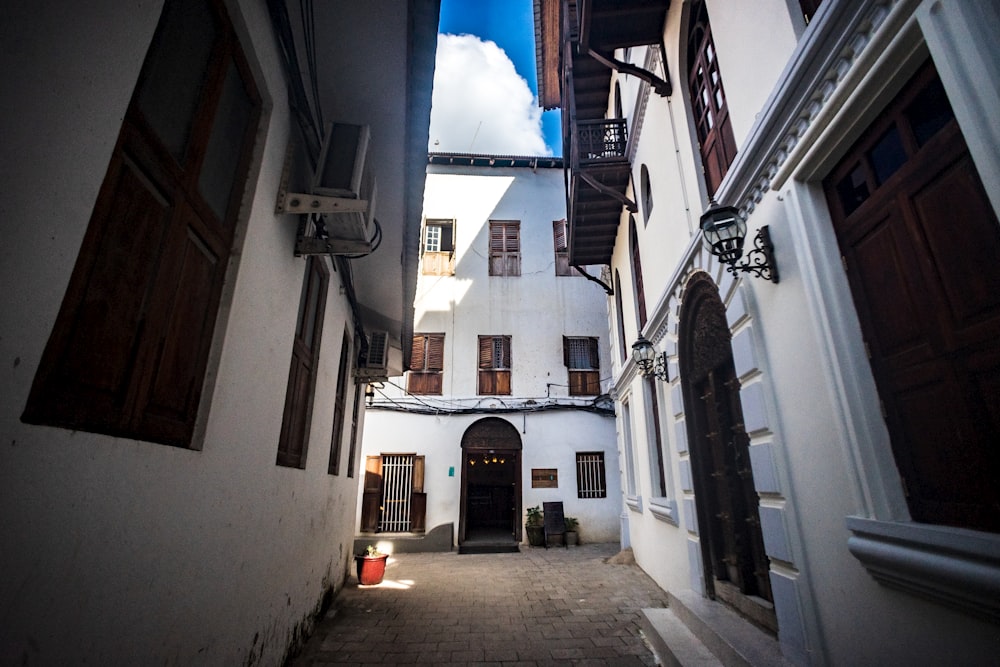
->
[726,226,779,283]
[277,191,369,215]
[587,49,672,97]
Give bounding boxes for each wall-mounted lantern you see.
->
[631,334,669,382]
[700,201,779,283]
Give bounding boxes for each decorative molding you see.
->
[846,516,1000,623]
[714,0,901,219]
[649,496,679,525]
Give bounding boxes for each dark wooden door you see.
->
[680,273,775,632]
[825,63,1000,532]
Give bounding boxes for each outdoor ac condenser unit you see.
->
[313,122,378,244]
[355,330,389,382]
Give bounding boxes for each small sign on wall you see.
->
[532,468,558,488]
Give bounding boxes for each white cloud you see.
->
[428,34,551,156]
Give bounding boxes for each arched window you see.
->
[614,270,627,364]
[687,0,736,195]
[640,164,653,222]
[629,216,647,329]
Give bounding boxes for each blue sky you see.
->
[432,0,562,156]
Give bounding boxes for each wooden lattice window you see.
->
[478,335,512,395]
[489,221,520,276]
[407,333,444,395]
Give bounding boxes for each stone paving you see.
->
[289,542,669,666]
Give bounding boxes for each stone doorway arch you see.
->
[459,417,522,552]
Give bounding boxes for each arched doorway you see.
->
[459,417,522,553]
[679,272,776,633]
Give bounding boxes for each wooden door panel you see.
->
[848,212,927,360]
[825,62,1000,531]
[909,153,1000,340]
[138,218,222,442]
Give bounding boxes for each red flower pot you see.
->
[355,554,388,585]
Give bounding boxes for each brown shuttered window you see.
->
[489,220,520,276]
[478,335,512,395]
[21,0,262,448]
[328,328,352,474]
[629,216,647,329]
[407,333,444,395]
[553,219,576,276]
[277,257,330,468]
[564,336,601,396]
[688,0,737,196]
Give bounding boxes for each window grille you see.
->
[379,454,414,532]
[576,452,607,498]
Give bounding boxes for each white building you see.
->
[0,1,438,664]
[538,0,1000,664]
[357,154,622,552]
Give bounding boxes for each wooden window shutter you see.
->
[630,217,647,328]
[478,336,494,369]
[553,219,567,251]
[562,336,571,367]
[410,455,427,533]
[21,0,262,448]
[360,455,383,532]
[427,334,444,371]
[409,334,426,371]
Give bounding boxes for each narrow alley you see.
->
[289,543,667,666]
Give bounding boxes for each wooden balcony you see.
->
[567,118,632,266]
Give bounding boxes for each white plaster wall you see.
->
[361,164,622,544]
[0,2,371,664]
[361,411,621,544]
[604,0,1000,664]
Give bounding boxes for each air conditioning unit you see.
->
[313,122,377,243]
[355,330,389,381]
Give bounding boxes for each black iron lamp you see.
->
[631,334,669,382]
[700,201,779,283]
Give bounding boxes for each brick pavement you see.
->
[289,542,669,666]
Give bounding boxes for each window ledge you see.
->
[648,497,678,525]
[846,516,1000,622]
[625,494,643,514]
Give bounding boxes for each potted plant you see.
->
[355,545,388,585]
[525,505,545,547]
[564,517,579,546]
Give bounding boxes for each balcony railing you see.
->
[573,118,628,165]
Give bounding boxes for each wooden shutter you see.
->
[410,455,426,532]
[426,334,444,371]
[553,220,567,251]
[630,217,647,328]
[328,328,351,475]
[478,336,494,369]
[278,257,329,468]
[409,334,426,371]
[21,0,261,447]
[688,1,737,196]
[360,455,383,532]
